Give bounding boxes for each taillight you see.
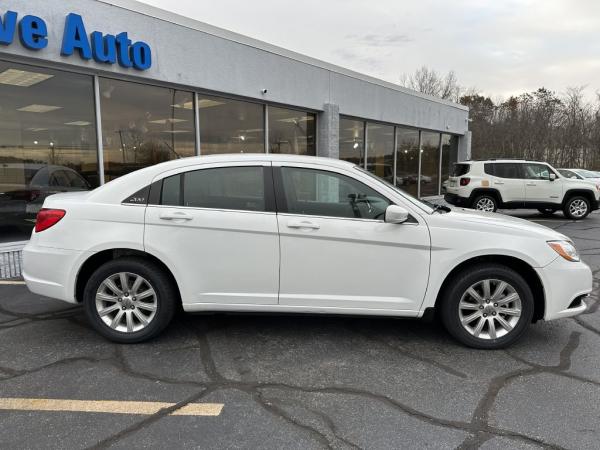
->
[35,209,66,232]
[460,177,471,186]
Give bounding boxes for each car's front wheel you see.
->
[563,196,590,220]
[83,257,177,343]
[440,264,534,349]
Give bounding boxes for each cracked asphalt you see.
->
[0,210,599,449]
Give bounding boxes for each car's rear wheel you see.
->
[538,208,557,216]
[563,196,590,220]
[472,194,498,213]
[440,264,534,349]
[83,257,176,343]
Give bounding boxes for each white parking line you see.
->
[0,398,224,416]
[0,280,26,285]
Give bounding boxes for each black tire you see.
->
[563,196,590,220]
[471,194,498,213]
[440,264,534,349]
[537,208,556,216]
[83,257,177,343]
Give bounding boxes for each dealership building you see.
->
[0,0,470,249]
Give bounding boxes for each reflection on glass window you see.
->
[268,107,315,155]
[0,61,97,242]
[366,123,394,184]
[198,95,264,155]
[339,118,365,166]
[420,131,441,197]
[441,134,459,193]
[395,128,420,197]
[100,78,195,181]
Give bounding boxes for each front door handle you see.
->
[494,181,505,185]
[526,182,537,186]
[287,220,320,230]
[159,211,193,221]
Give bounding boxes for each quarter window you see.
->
[279,167,391,220]
[160,166,266,212]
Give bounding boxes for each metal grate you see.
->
[0,242,26,280]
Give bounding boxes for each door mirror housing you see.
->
[549,173,557,181]
[384,205,409,224]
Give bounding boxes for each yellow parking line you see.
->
[0,398,223,416]
[0,281,26,285]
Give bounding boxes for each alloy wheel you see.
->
[95,272,158,333]
[569,199,588,219]
[475,198,495,212]
[458,279,522,340]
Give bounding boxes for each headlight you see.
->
[548,240,580,262]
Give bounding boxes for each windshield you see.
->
[575,169,598,178]
[354,166,435,214]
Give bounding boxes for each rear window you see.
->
[452,163,470,177]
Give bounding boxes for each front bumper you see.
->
[22,242,89,304]
[536,256,593,321]
[444,193,469,207]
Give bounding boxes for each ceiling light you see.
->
[18,104,62,113]
[277,117,313,123]
[171,101,194,110]
[27,127,48,132]
[353,142,359,149]
[149,118,188,124]
[0,69,54,87]
[33,141,39,145]
[197,99,225,109]
[65,121,92,126]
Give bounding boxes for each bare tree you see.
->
[400,66,462,101]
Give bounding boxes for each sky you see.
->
[137,0,600,101]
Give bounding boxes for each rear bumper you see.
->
[22,242,89,304]
[536,257,593,321]
[444,193,469,207]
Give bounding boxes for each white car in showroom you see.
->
[23,155,592,349]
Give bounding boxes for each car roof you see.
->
[89,154,357,203]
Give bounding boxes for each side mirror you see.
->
[384,205,409,224]
[549,173,557,181]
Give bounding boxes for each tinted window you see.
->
[280,167,391,220]
[484,163,522,179]
[161,167,265,212]
[523,164,551,180]
[420,132,441,196]
[339,117,365,166]
[395,128,419,196]
[366,123,394,184]
[268,107,316,155]
[452,163,470,177]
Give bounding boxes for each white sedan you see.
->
[23,155,592,349]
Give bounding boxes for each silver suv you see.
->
[444,160,600,220]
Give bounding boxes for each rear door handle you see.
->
[526,182,537,186]
[159,211,193,221]
[287,220,320,230]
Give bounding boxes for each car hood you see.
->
[436,208,570,241]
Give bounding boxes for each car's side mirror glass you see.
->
[384,205,409,224]
[549,173,556,181]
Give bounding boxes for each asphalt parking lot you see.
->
[0,210,599,449]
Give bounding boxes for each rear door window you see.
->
[160,166,267,212]
[484,163,522,179]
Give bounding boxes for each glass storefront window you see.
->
[99,78,195,181]
[366,123,395,184]
[441,134,459,193]
[339,118,365,166]
[268,106,316,155]
[198,95,265,155]
[0,61,98,242]
[419,131,441,197]
[395,128,420,197]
